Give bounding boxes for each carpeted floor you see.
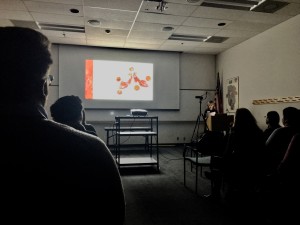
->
[120,146,235,225]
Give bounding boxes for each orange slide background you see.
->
[85,60,93,99]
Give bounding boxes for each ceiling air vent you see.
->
[251,0,289,13]
[205,36,228,43]
[201,0,259,11]
[38,23,85,33]
[169,34,209,42]
[200,0,289,13]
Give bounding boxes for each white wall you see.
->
[217,14,300,130]
[46,48,216,144]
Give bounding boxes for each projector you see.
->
[130,109,148,117]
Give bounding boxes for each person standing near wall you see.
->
[0,27,125,224]
[203,100,218,132]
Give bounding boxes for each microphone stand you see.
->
[191,92,207,143]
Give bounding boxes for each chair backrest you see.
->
[194,131,225,156]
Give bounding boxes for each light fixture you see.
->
[218,22,226,27]
[162,26,174,32]
[87,19,101,27]
[156,0,168,12]
[70,8,79,14]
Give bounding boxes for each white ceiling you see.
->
[0,0,299,54]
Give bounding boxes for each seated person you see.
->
[221,108,265,207]
[265,107,300,176]
[50,95,98,136]
[263,111,281,142]
[266,133,300,223]
[0,26,125,224]
[278,133,300,193]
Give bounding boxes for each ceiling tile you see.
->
[183,17,233,28]
[225,20,274,31]
[126,37,166,45]
[0,9,33,20]
[25,1,83,16]
[136,12,187,25]
[132,21,178,32]
[175,25,219,36]
[141,2,198,16]
[191,6,247,20]
[129,29,172,39]
[85,19,132,30]
[84,0,142,11]
[31,12,85,25]
[0,0,27,10]
[30,0,82,5]
[238,11,293,24]
[84,6,137,21]
[215,28,260,37]
[124,42,161,50]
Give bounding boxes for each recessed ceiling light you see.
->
[87,19,101,27]
[70,8,79,14]
[162,26,174,31]
[218,22,226,26]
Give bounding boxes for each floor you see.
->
[120,146,236,225]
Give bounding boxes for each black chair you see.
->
[183,131,225,194]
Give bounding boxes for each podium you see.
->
[206,113,234,132]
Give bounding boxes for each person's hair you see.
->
[282,107,300,127]
[0,26,53,103]
[50,95,83,123]
[234,108,260,132]
[207,100,214,105]
[266,111,280,125]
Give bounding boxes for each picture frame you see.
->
[225,76,239,113]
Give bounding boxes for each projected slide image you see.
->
[85,60,153,101]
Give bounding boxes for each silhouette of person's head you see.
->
[234,108,258,131]
[282,107,300,127]
[266,111,280,127]
[50,95,83,124]
[0,27,53,106]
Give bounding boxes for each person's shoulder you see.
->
[271,126,286,134]
[42,119,105,147]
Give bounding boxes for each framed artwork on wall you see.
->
[225,76,239,113]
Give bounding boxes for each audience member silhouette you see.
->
[263,110,281,142]
[50,95,98,136]
[82,108,97,134]
[220,108,265,224]
[0,27,125,224]
[265,107,300,176]
[264,133,300,224]
[277,133,300,200]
